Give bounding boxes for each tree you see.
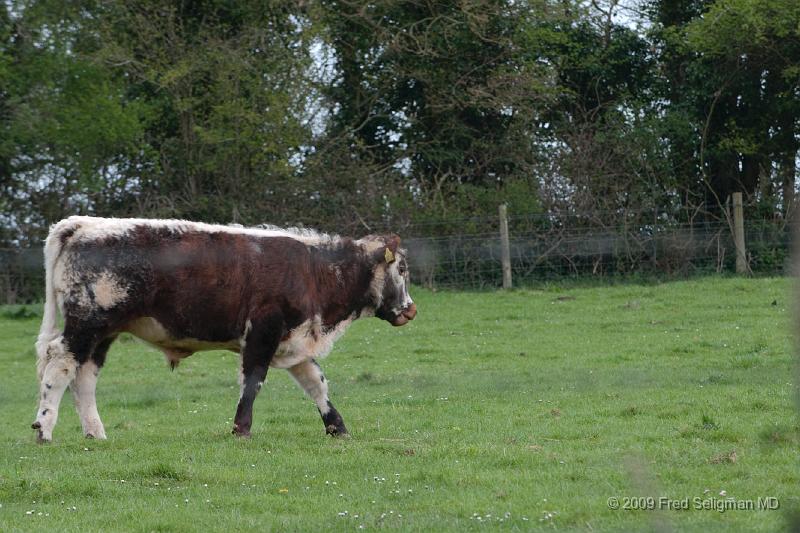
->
[687,0,800,215]
[0,1,150,244]
[523,1,669,224]
[93,0,314,223]
[649,0,800,216]
[308,0,549,224]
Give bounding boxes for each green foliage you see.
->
[0,305,38,320]
[90,1,314,223]
[305,0,553,227]
[1,0,799,244]
[0,1,152,241]
[651,0,800,214]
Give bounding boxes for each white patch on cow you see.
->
[288,360,330,414]
[37,335,65,382]
[271,314,355,369]
[70,361,106,439]
[124,317,171,343]
[330,264,344,285]
[369,267,386,308]
[92,272,128,309]
[51,250,122,317]
[36,221,70,359]
[52,253,81,303]
[387,261,414,315]
[240,319,253,349]
[123,317,239,366]
[357,236,385,254]
[33,336,78,442]
[57,215,334,246]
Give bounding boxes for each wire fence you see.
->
[405,218,791,289]
[0,214,793,303]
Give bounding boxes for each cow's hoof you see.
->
[232,426,251,438]
[83,420,107,440]
[326,424,349,438]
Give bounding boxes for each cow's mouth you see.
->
[390,303,417,327]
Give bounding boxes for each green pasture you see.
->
[0,277,798,531]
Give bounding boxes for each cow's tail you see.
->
[35,219,73,370]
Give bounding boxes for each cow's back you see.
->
[51,217,316,341]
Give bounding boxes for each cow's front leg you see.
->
[288,359,348,437]
[233,321,280,437]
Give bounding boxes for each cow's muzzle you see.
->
[390,303,417,327]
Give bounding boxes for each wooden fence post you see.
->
[732,192,747,274]
[499,204,512,289]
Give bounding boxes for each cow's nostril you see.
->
[403,303,417,320]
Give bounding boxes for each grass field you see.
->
[0,277,798,532]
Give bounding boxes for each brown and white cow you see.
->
[32,216,416,442]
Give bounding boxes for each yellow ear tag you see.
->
[385,248,395,263]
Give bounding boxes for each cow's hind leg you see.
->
[32,324,103,443]
[288,359,348,437]
[32,335,77,442]
[232,320,281,437]
[71,336,116,439]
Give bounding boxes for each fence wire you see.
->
[0,217,792,303]
[406,218,791,289]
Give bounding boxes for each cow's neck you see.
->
[311,244,375,326]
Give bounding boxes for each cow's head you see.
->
[361,234,417,327]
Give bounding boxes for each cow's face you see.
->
[364,235,417,327]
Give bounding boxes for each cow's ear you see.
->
[370,235,400,264]
[385,235,400,263]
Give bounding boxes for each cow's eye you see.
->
[399,264,407,275]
